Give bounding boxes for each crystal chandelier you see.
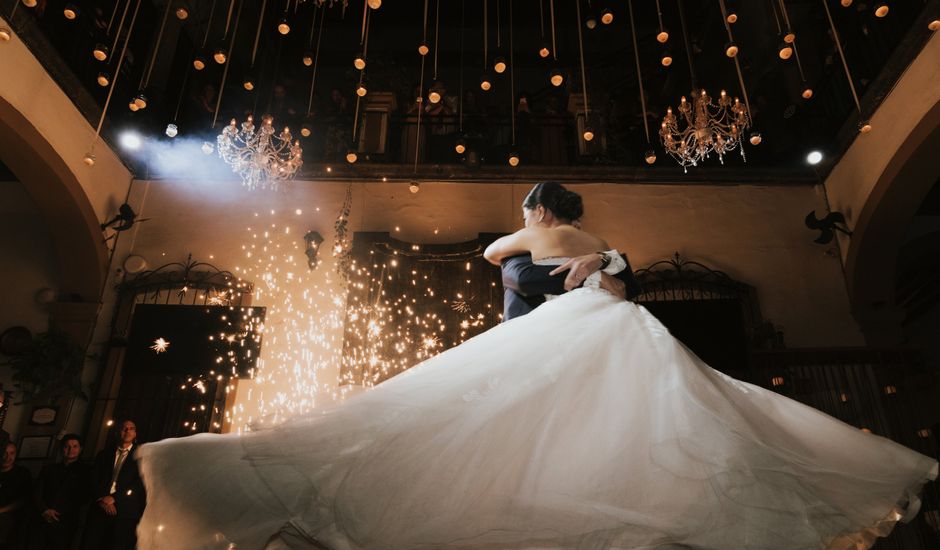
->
[659,89,750,171]
[217,115,303,190]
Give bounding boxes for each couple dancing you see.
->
[137,182,937,549]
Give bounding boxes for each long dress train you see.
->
[136,265,937,549]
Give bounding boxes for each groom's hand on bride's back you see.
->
[548,254,604,291]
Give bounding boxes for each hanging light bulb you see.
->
[783,28,796,43]
[301,118,313,137]
[873,3,888,17]
[584,11,597,29]
[493,55,507,74]
[725,41,739,58]
[277,18,291,35]
[165,123,179,138]
[480,74,493,91]
[600,9,614,25]
[243,75,255,91]
[749,131,762,145]
[22,0,38,7]
[645,149,657,164]
[0,27,10,42]
[549,68,564,87]
[213,46,228,64]
[356,83,368,97]
[302,51,314,66]
[353,52,366,70]
[538,42,551,58]
[82,152,96,166]
[346,149,358,163]
[418,41,430,56]
[428,90,441,104]
[840,0,852,6]
[778,41,793,60]
[508,151,520,166]
[726,10,738,24]
[368,0,382,8]
[409,181,421,193]
[929,19,940,31]
[134,93,148,109]
[858,120,873,133]
[63,4,79,20]
[96,72,111,86]
[193,52,207,70]
[175,6,189,20]
[801,82,814,99]
[661,50,673,66]
[656,29,669,43]
[583,127,595,142]
[455,137,466,154]
[93,43,109,61]
[128,99,139,112]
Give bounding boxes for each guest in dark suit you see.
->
[34,434,92,550]
[501,252,642,321]
[0,442,32,550]
[82,420,145,550]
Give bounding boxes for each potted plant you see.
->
[2,329,88,404]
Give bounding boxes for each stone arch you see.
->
[0,94,107,303]
[844,98,940,344]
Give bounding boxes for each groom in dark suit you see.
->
[501,252,642,321]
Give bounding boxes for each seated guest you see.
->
[35,434,92,550]
[0,442,32,550]
[82,420,145,550]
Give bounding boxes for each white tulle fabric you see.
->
[137,262,937,550]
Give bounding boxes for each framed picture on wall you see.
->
[29,406,58,426]
[18,435,52,459]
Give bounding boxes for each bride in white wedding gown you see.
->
[137,183,937,550]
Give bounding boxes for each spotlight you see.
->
[480,74,492,91]
[583,127,595,142]
[201,141,214,155]
[213,47,227,64]
[277,18,291,35]
[801,83,813,99]
[454,137,466,154]
[840,0,852,5]
[858,120,873,133]
[806,150,823,165]
[778,41,793,60]
[193,53,207,70]
[22,0,37,7]
[175,6,189,20]
[749,132,762,145]
[134,93,148,109]
[585,12,597,30]
[656,29,669,43]
[356,83,367,97]
[549,68,564,87]
[63,4,79,20]
[165,123,178,138]
[243,75,255,91]
[538,42,551,58]
[428,90,441,104]
[409,181,420,193]
[600,9,614,25]
[494,56,507,74]
[0,27,10,42]
[302,51,314,66]
[353,53,366,70]
[418,41,430,56]
[661,50,673,67]
[508,151,520,166]
[874,3,888,17]
[346,149,358,163]
[644,149,657,164]
[82,153,96,166]
[96,72,111,87]
[120,131,142,150]
[93,43,109,61]
[725,41,739,58]
[368,0,382,8]
[930,20,940,31]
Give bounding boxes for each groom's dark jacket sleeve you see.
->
[501,254,642,299]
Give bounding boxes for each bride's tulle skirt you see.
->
[137,289,937,549]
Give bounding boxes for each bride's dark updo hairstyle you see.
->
[523,182,584,222]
